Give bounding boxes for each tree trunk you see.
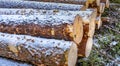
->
[0,9,97,44]
[0,8,97,24]
[24,0,100,8]
[0,32,77,66]
[0,15,83,44]
[0,0,84,11]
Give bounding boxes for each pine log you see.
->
[0,0,84,11]
[77,9,96,57]
[0,15,83,44]
[101,0,110,8]
[0,8,95,17]
[0,8,96,24]
[0,32,77,66]
[0,9,97,43]
[0,57,32,66]
[87,0,100,7]
[96,14,102,29]
[98,3,105,13]
[26,0,87,5]
[0,8,97,37]
[25,0,100,8]
[78,24,93,57]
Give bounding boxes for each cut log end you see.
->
[68,43,77,66]
[96,15,102,29]
[96,0,100,6]
[85,37,93,57]
[78,37,93,57]
[88,10,97,37]
[73,15,83,44]
[99,3,105,13]
[101,0,110,8]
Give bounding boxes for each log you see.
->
[78,25,93,57]
[0,15,83,44]
[0,32,77,66]
[98,3,105,13]
[0,8,94,16]
[0,8,96,24]
[95,14,102,29]
[0,9,97,43]
[0,8,97,42]
[101,0,110,8]
[27,0,87,5]
[87,0,100,7]
[0,0,84,11]
[0,57,32,66]
[25,0,100,8]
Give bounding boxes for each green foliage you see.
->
[110,0,120,3]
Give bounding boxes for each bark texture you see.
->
[24,0,100,8]
[0,32,77,66]
[0,15,80,42]
[0,0,83,11]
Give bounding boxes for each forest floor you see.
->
[77,3,120,66]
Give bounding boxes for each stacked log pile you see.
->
[0,0,110,66]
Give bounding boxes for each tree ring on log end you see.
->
[85,37,93,57]
[68,43,77,66]
[73,15,83,44]
[96,0,100,6]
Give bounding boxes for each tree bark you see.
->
[0,0,84,11]
[0,8,96,23]
[0,15,83,44]
[0,32,77,66]
[0,9,97,44]
[24,0,100,8]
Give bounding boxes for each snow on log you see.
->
[101,0,110,8]
[0,8,97,24]
[0,8,97,37]
[26,0,86,4]
[0,57,32,66]
[24,0,100,8]
[0,0,84,11]
[0,14,83,44]
[78,25,93,57]
[0,32,77,66]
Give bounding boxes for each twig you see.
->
[103,25,120,34]
[93,46,120,64]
